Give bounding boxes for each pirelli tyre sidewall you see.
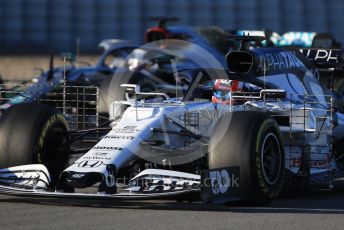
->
[208,111,285,205]
[0,103,69,185]
[35,110,70,184]
[98,70,158,117]
[252,114,285,202]
[97,71,138,116]
[97,76,119,115]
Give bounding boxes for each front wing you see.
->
[0,165,242,203]
[0,165,201,200]
[0,184,199,200]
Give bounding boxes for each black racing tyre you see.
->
[335,78,344,111]
[97,77,119,115]
[97,72,157,117]
[135,77,156,94]
[0,103,70,185]
[208,111,285,205]
[97,71,134,116]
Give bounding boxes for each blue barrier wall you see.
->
[0,0,343,53]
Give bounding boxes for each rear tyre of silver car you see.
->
[97,76,124,116]
[0,103,70,185]
[97,72,157,117]
[208,111,285,205]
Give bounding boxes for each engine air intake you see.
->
[226,51,254,74]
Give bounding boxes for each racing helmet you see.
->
[212,79,241,104]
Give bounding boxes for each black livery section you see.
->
[226,47,312,77]
[201,166,241,203]
[300,48,343,68]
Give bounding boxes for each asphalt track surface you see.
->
[0,179,344,230]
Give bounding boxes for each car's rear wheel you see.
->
[98,77,120,116]
[0,103,70,185]
[97,72,157,118]
[97,71,135,117]
[208,111,285,205]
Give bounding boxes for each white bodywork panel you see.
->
[0,164,50,190]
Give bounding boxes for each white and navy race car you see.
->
[0,36,344,205]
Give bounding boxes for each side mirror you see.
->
[260,89,286,99]
[120,83,170,102]
[121,84,141,94]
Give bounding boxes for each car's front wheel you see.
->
[208,111,285,205]
[0,103,70,185]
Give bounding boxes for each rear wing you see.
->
[300,48,343,69]
[300,48,344,91]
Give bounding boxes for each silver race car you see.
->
[0,36,344,205]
